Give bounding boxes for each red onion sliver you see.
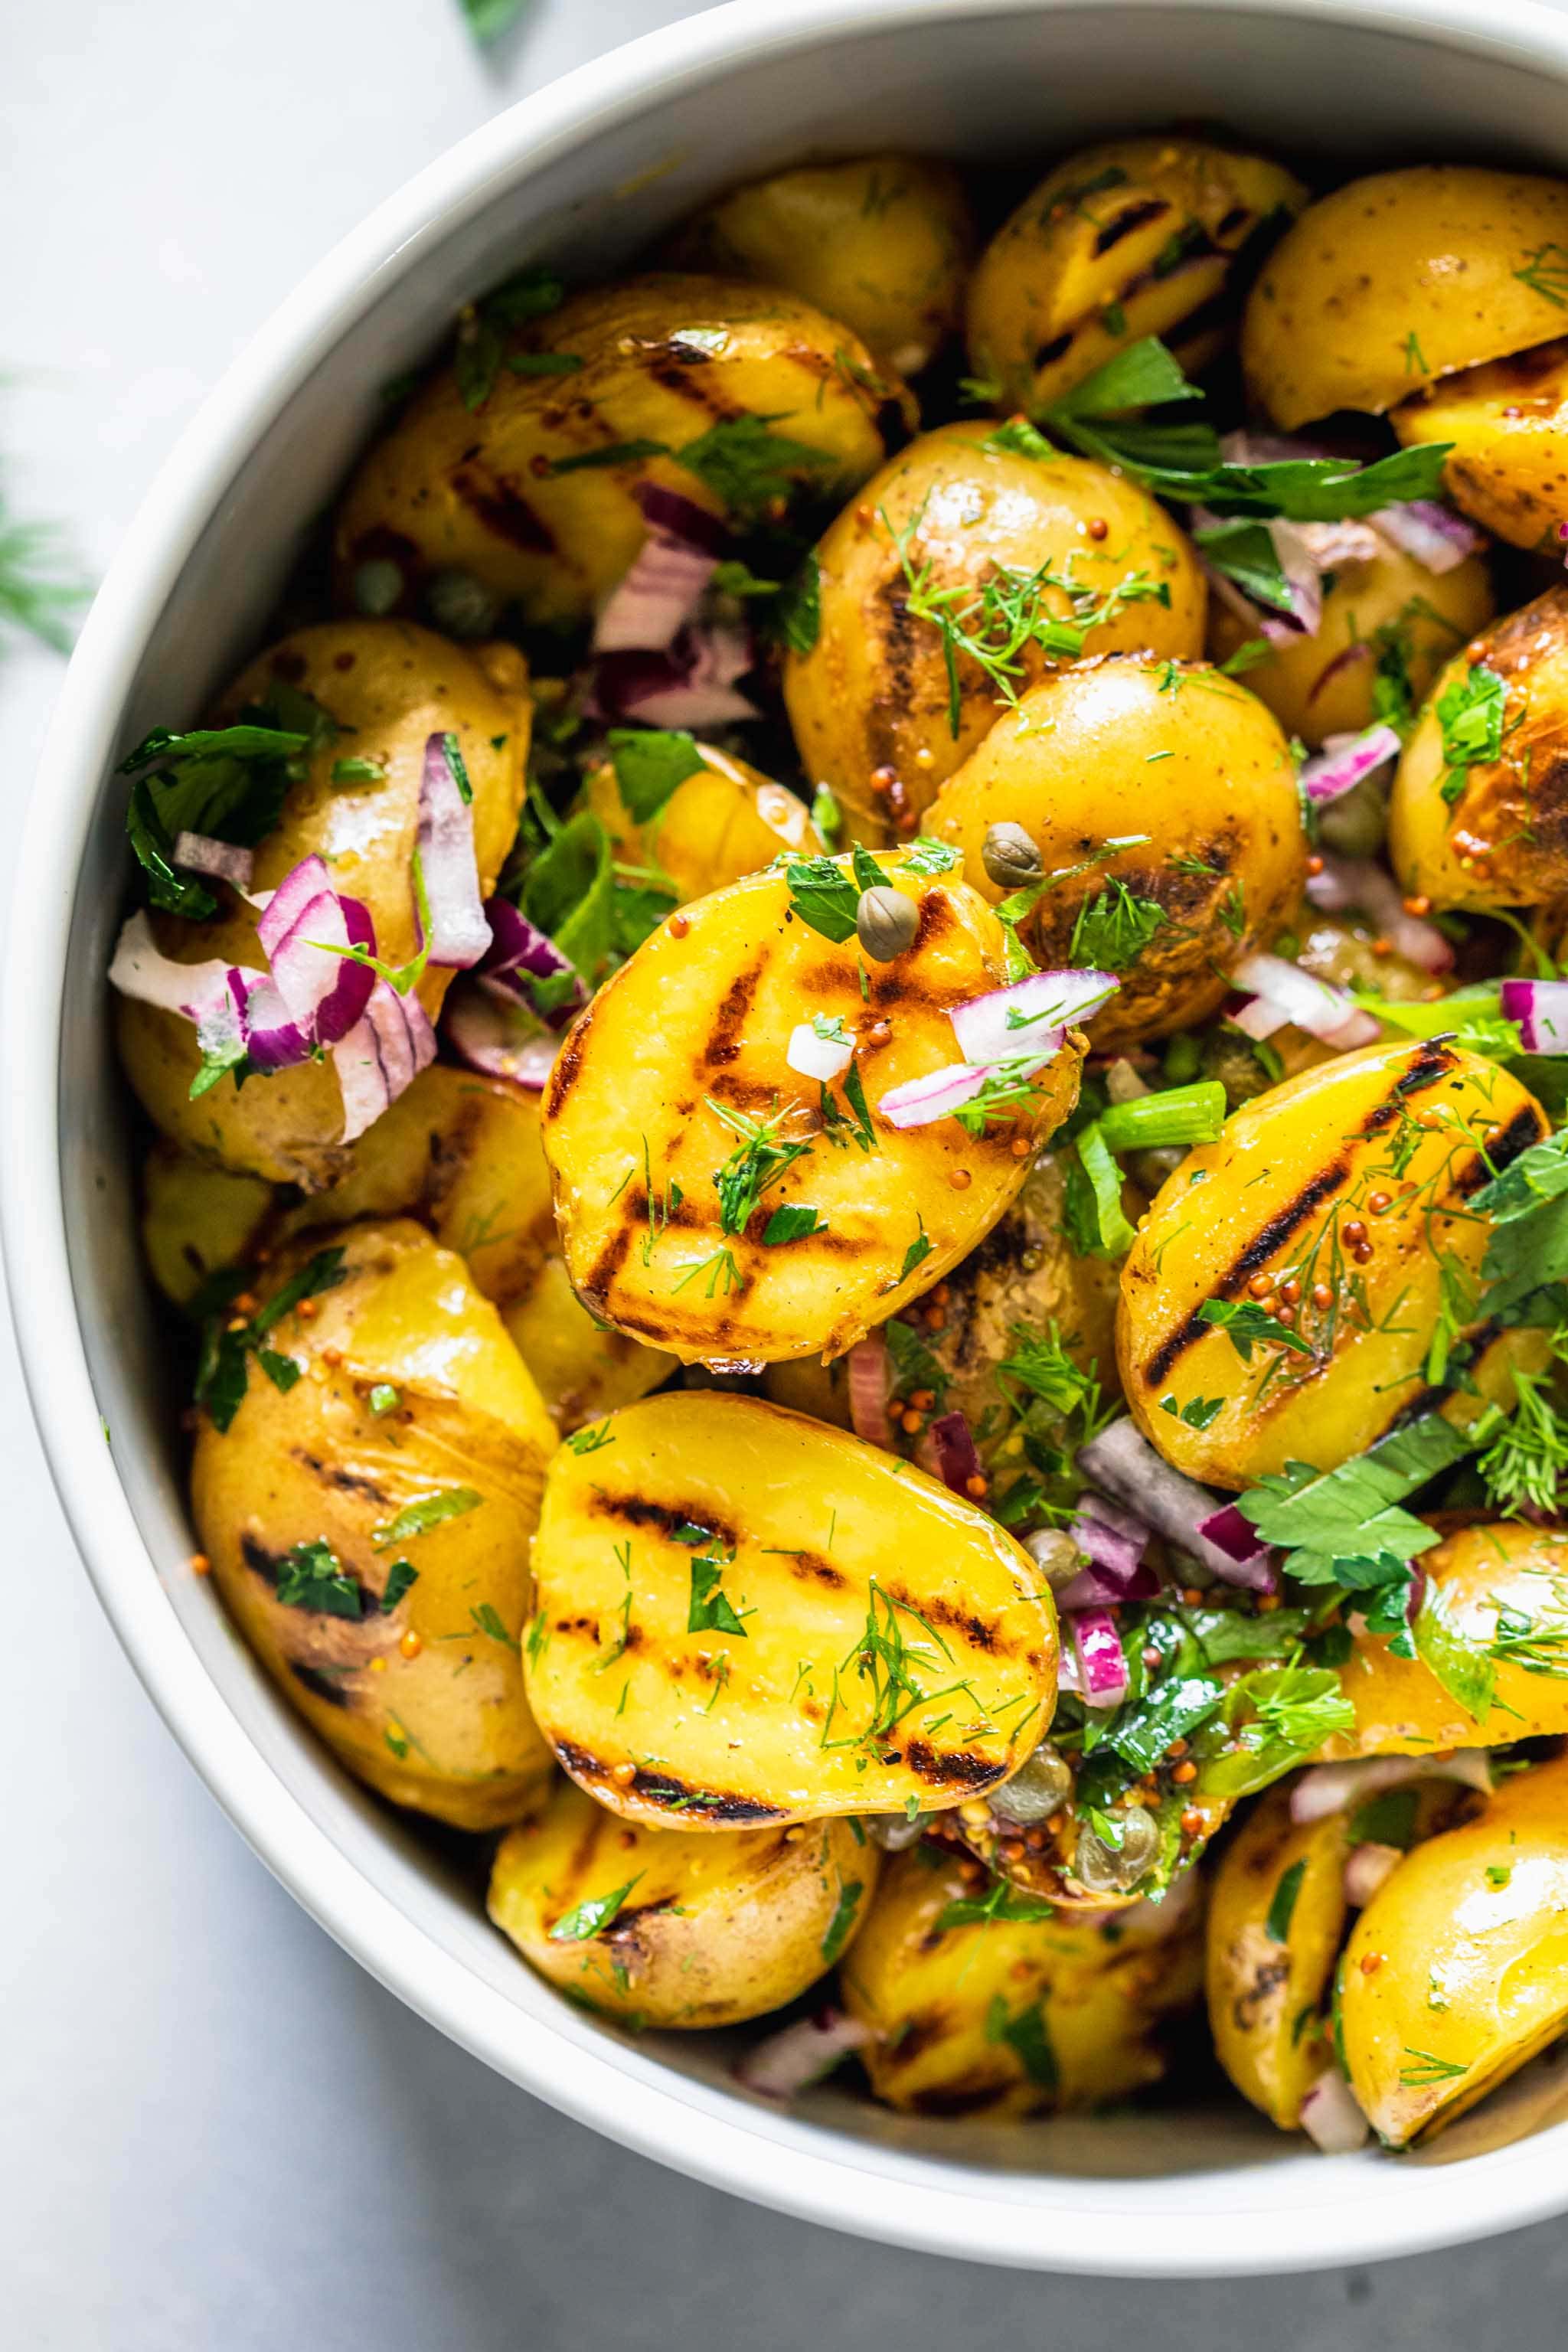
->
[332,979,436,1144]
[846,1338,894,1447]
[1298,724,1401,805]
[786,1020,854,1083]
[733,2008,871,2100]
[877,1060,991,1128]
[239,974,317,1073]
[635,482,730,557]
[1343,1841,1403,1908]
[416,733,491,969]
[1299,2068,1371,2154]
[929,1410,982,1498]
[1289,1750,1493,1826]
[107,910,248,1019]
[1230,952,1381,1049]
[598,623,758,727]
[1305,854,1454,974]
[478,897,584,1029]
[1077,1416,1279,1587]
[1068,1512,1146,1583]
[593,523,718,654]
[172,830,256,889]
[1070,1608,1130,1708]
[1195,1502,1277,1592]
[949,969,1118,1063]
[1369,499,1487,573]
[1056,1560,1160,1612]
[442,978,560,1086]
[1500,977,1568,1055]
[1295,518,1384,569]
[1078,1490,1153,1547]
[1268,518,1324,637]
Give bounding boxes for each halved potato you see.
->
[583,741,820,908]
[841,1842,1204,2116]
[116,621,530,1191]
[1389,587,1568,912]
[968,135,1307,414]
[1204,1782,1348,2128]
[488,1778,876,2027]
[191,1220,557,1829]
[140,1140,274,1308]
[1119,1041,1551,1488]
[929,657,1306,1049]
[1244,165,1568,428]
[1393,338,1568,553]
[1340,1752,1568,2145]
[541,849,1084,1366]
[782,423,1205,841]
[522,1390,1057,1828]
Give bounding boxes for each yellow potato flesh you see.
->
[1393,337,1568,554]
[332,276,908,631]
[139,1141,274,1308]
[929,657,1305,1049]
[116,621,529,1191]
[1205,1783,1347,2128]
[968,136,1307,414]
[541,854,1083,1366]
[584,742,820,909]
[1341,1753,1568,2146]
[782,425,1205,842]
[1206,538,1493,749]
[488,1779,876,2027]
[523,1391,1057,1828]
[1389,589,1568,912]
[841,1844,1203,2117]
[191,1220,557,1830]
[1119,1042,1550,1488]
[663,154,975,378]
[1243,165,1568,429]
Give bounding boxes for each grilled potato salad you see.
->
[488,1778,876,2027]
[541,849,1085,1365]
[523,1391,1057,1827]
[113,122,1568,2161]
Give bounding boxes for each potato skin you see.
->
[1393,338,1568,554]
[116,622,529,1191]
[140,1141,274,1308]
[782,424,1205,841]
[966,136,1307,415]
[584,740,820,909]
[488,1779,876,2027]
[841,1843,1203,2117]
[522,1391,1057,1829]
[1206,534,1492,749]
[332,276,910,631]
[1244,165,1568,429]
[191,1221,558,1829]
[662,154,975,378]
[541,853,1083,1366]
[1389,589,1568,911]
[1340,1753,1568,2146]
[1204,1782,1347,2128]
[1119,1041,1551,1488]
[929,658,1306,1049]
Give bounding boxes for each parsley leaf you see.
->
[687,1555,751,1638]
[985,1994,1059,2089]
[772,550,820,654]
[1235,1416,1483,1604]
[782,852,861,944]
[371,1487,482,1550]
[1068,878,1167,972]
[273,1539,363,1619]
[1436,663,1508,808]
[607,727,707,825]
[763,1202,825,1246]
[381,1560,419,1612]
[1413,1576,1496,1724]
[820,1880,864,1965]
[1198,1298,1315,1363]
[936,1876,1057,1929]
[674,413,836,520]
[121,713,315,919]
[1266,1857,1307,1944]
[549,1877,642,1943]
[193,1246,348,1433]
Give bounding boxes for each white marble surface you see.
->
[5,3,1568,2341]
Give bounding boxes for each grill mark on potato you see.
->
[1449,1102,1545,1198]
[289,1661,354,1709]
[1032,328,1076,371]
[701,956,766,1069]
[582,1220,633,1312]
[553,1740,786,1823]
[872,580,921,768]
[903,1740,1009,1792]
[588,1490,739,1548]
[449,466,557,553]
[1093,196,1172,254]
[1231,1954,1291,2033]
[885,1583,1004,1656]
[786,1550,847,1590]
[292,1449,390,1504]
[544,1011,590,1116]
[645,358,746,422]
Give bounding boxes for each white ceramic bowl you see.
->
[13,0,1568,2276]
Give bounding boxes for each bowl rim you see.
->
[12,0,1568,2277]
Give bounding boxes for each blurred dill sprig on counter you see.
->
[0,483,88,655]
[460,0,531,44]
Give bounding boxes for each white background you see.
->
[5,4,1568,2344]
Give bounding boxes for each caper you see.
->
[352,557,404,616]
[867,1810,931,1851]
[1317,771,1389,860]
[982,821,1043,891]
[1024,1527,1083,1591]
[990,1742,1073,1825]
[856,884,919,961]
[425,567,500,642]
[1073,1805,1160,1893]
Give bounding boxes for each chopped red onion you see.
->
[172,830,255,889]
[1194,1503,1276,1592]
[1343,1841,1403,1908]
[847,1338,893,1447]
[733,2007,871,2100]
[238,975,316,1074]
[416,733,491,969]
[1500,977,1568,1054]
[1067,1511,1146,1583]
[256,853,377,1047]
[635,482,731,557]
[1369,499,1487,573]
[1299,2067,1370,2154]
[1230,952,1381,1050]
[949,969,1118,1064]
[877,1060,991,1129]
[1290,1751,1493,1827]
[1070,1608,1130,1708]
[442,978,560,1086]
[1298,724,1401,805]
[1268,519,1323,637]
[593,516,719,654]
[786,1019,855,1083]
[597,622,758,727]
[107,910,252,1021]
[1077,1417,1279,1588]
[1056,1560,1160,1612]
[1078,1490,1152,1548]
[477,897,584,1029]
[1305,854,1454,974]
[332,979,436,1145]
[929,1410,982,1497]
[1295,518,1385,569]
[1199,556,1302,648]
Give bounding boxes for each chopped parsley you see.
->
[1197,1661,1356,1798]
[565,1421,616,1455]
[687,1554,752,1638]
[454,266,565,410]
[820,1881,864,1965]
[193,1246,348,1433]
[781,852,862,943]
[936,1875,1057,1929]
[1160,1393,1223,1430]
[371,1486,482,1550]
[1265,1857,1307,1944]
[608,727,707,825]
[1198,1298,1315,1364]
[1436,662,1508,808]
[274,1539,363,1619]
[381,1560,419,1612]
[985,1994,1059,2089]
[1067,877,1167,972]
[706,1097,815,1236]
[121,707,323,920]
[549,1877,642,1944]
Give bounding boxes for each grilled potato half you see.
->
[332,274,911,632]
[782,423,1204,841]
[116,621,530,1192]
[1119,1040,1552,1488]
[1389,588,1568,912]
[190,1220,558,1829]
[1393,337,1568,554]
[929,656,1306,1050]
[1244,165,1568,428]
[841,1843,1204,2117]
[1340,1752,1568,2146]
[522,1391,1057,1828]
[583,740,821,910]
[488,1778,876,2027]
[968,134,1307,415]
[540,849,1085,1366]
